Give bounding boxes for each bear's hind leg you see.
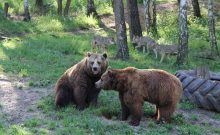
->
[55,85,73,108]
[74,87,87,110]
[158,104,176,123]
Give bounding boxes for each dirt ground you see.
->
[0,74,52,124]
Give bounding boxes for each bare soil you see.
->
[0,74,52,124]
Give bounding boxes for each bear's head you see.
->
[95,69,116,90]
[85,52,108,77]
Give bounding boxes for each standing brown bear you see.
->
[55,52,108,110]
[95,67,182,126]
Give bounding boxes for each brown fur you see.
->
[95,67,182,126]
[55,53,108,110]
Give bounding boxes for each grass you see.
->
[0,0,220,134]
[180,100,197,110]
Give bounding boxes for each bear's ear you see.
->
[87,52,91,57]
[107,70,115,77]
[108,70,112,75]
[103,53,107,59]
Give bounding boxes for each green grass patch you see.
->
[178,124,204,135]
[180,100,197,110]
[34,15,99,32]
[0,32,94,84]
[0,14,33,35]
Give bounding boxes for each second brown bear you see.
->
[95,67,182,126]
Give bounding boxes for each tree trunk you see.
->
[64,0,71,16]
[176,0,188,65]
[127,0,142,41]
[86,0,98,17]
[4,2,9,17]
[35,0,43,9]
[111,0,115,12]
[143,0,151,34]
[152,0,157,35]
[35,0,44,14]
[192,0,201,17]
[57,0,62,16]
[113,0,129,60]
[24,0,31,21]
[208,0,219,56]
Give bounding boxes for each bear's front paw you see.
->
[129,120,140,126]
[121,116,128,121]
[77,105,86,111]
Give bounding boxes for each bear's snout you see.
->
[95,80,101,88]
[93,67,97,71]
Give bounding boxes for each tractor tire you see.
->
[176,70,220,112]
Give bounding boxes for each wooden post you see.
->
[4,2,9,17]
[196,66,210,80]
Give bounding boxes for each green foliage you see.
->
[147,120,156,128]
[0,123,6,135]
[18,68,28,77]
[0,0,23,15]
[8,125,31,135]
[34,15,98,32]
[0,0,112,15]
[0,32,94,83]
[191,114,199,121]
[172,113,185,125]
[180,100,196,110]
[0,14,32,35]
[178,124,204,135]
[157,11,179,44]
[137,0,143,4]
[23,118,41,128]
[211,112,220,121]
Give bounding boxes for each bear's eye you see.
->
[97,61,101,65]
[91,62,94,65]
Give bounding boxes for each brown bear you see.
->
[95,67,182,126]
[55,52,108,110]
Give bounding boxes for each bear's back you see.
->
[136,69,182,105]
